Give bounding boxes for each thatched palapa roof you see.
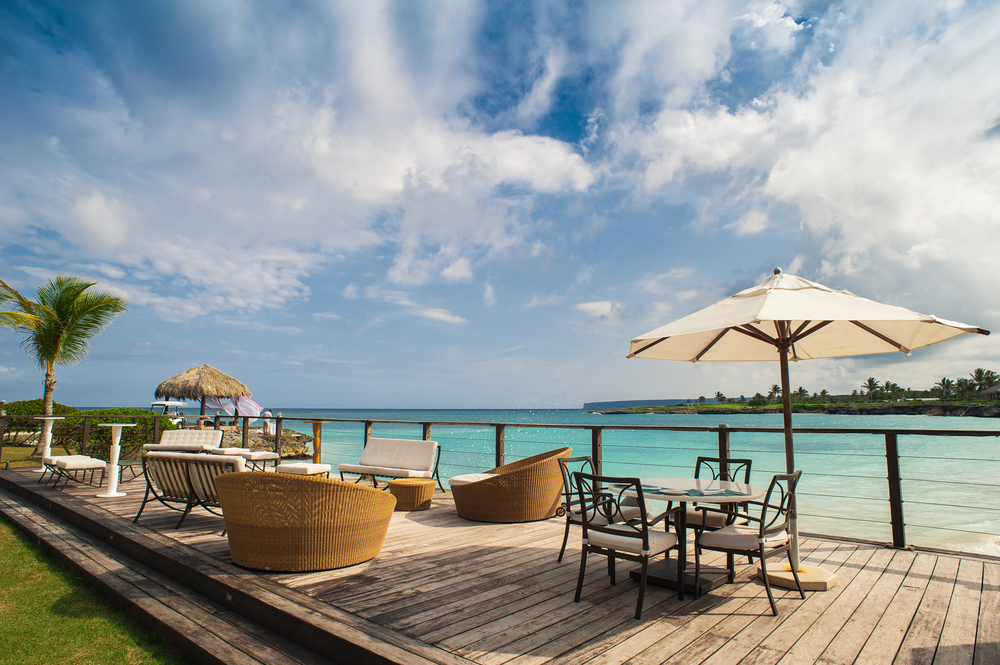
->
[155,364,251,399]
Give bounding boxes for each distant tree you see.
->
[0,276,128,457]
[819,389,830,402]
[767,384,781,403]
[748,393,768,407]
[934,377,955,399]
[955,378,976,400]
[698,395,706,404]
[714,391,726,403]
[740,395,746,403]
[795,386,809,402]
[862,377,880,402]
[971,368,999,392]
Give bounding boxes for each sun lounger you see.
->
[142,428,224,453]
[338,438,442,490]
[134,451,245,529]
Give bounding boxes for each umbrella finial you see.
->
[774,267,782,275]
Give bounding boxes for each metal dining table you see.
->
[626,477,766,595]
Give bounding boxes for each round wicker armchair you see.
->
[215,472,396,572]
[450,447,572,523]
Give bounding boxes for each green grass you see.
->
[1,444,76,468]
[0,517,188,665]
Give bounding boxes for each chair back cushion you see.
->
[158,429,224,448]
[144,451,244,502]
[359,438,438,472]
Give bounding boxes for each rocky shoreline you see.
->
[594,403,1000,417]
[219,428,314,458]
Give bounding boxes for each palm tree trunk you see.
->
[31,368,57,457]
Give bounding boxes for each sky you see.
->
[1,0,999,409]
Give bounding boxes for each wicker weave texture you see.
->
[215,472,396,572]
[388,478,436,510]
[452,447,571,523]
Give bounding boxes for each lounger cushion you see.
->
[587,524,677,555]
[277,463,331,475]
[243,451,280,461]
[55,457,107,470]
[699,524,788,550]
[448,473,496,487]
[217,447,252,455]
[42,454,88,465]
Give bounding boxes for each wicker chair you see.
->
[214,472,397,572]
[450,447,572,523]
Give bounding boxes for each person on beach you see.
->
[262,408,274,435]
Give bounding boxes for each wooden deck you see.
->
[1,468,997,664]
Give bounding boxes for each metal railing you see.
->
[3,413,999,554]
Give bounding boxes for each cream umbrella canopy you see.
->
[628,268,990,587]
[154,364,252,421]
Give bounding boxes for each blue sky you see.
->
[2,0,998,409]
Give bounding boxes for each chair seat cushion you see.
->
[699,524,788,550]
[447,473,496,487]
[55,457,107,470]
[277,463,331,476]
[339,463,433,478]
[42,454,89,465]
[570,504,642,526]
[217,447,252,455]
[588,524,677,555]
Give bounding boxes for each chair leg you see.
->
[574,548,589,603]
[789,554,806,599]
[134,486,152,523]
[608,553,616,584]
[727,552,735,583]
[558,519,571,562]
[759,548,778,616]
[635,558,648,620]
[694,539,701,598]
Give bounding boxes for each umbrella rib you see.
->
[735,324,777,346]
[695,328,731,361]
[790,320,833,344]
[628,337,668,357]
[850,321,905,351]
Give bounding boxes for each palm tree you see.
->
[0,279,40,329]
[0,276,128,456]
[934,377,954,400]
[955,378,976,400]
[971,368,1000,392]
[862,377,880,402]
[796,386,809,402]
[767,384,781,403]
[819,389,830,402]
[714,391,726,404]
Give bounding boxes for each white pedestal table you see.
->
[96,423,136,498]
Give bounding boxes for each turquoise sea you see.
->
[270,408,1000,556]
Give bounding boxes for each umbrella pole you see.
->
[779,343,800,570]
[768,339,837,590]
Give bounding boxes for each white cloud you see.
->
[576,301,622,319]
[726,208,770,236]
[364,286,468,325]
[525,293,564,308]
[483,282,496,307]
[441,257,473,282]
[312,311,343,321]
[342,283,358,298]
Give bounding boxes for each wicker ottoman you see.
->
[388,478,436,511]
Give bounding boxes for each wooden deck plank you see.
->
[934,557,983,665]
[775,546,897,664]
[854,552,938,664]
[974,561,1000,665]
[895,555,961,665]
[815,548,919,664]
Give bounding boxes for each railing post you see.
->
[364,421,373,447]
[423,423,432,440]
[214,414,221,430]
[591,427,603,475]
[885,432,907,549]
[242,416,250,448]
[495,425,505,468]
[0,416,5,464]
[153,414,160,445]
[310,421,323,464]
[718,424,730,479]
[82,416,91,455]
[274,416,283,457]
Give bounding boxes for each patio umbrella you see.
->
[628,268,989,587]
[154,364,252,421]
